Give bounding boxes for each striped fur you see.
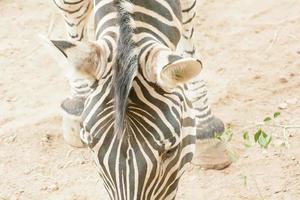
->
[51,0,223,199]
[53,0,93,41]
[81,1,199,199]
[53,0,219,139]
[178,0,224,139]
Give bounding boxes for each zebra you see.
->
[40,0,229,199]
[43,0,225,150]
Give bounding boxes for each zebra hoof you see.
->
[61,98,86,148]
[196,116,225,140]
[192,139,232,170]
[193,116,232,170]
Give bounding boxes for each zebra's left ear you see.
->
[38,34,106,79]
[154,51,202,88]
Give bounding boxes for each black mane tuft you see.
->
[114,0,138,137]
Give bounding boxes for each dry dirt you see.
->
[1,0,300,199]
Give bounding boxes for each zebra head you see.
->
[74,34,202,199]
[78,44,202,200]
[42,0,204,198]
[45,38,203,199]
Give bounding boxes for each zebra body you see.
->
[42,0,226,198]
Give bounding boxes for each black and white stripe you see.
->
[52,0,223,199]
[53,0,93,41]
[80,1,198,199]
[53,0,217,140]
[178,0,220,139]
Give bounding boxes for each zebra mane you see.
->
[114,0,138,137]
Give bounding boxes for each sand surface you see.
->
[1,0,300,199]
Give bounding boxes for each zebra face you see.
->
[79,60,199,199]
[46,0,212,198]
[40,34,202,200]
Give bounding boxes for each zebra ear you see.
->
[156,52,202,88]
[38,35,105,79]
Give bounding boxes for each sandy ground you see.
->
[1,0,300,199]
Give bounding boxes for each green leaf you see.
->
[226,129,233,142]
[261,129,268,138]
[243,132,252,148]
[215,128,234,143]
[243,132,250,140]
[257,130,272,148]
[263,117,272,123]
[273,112,281,118]
[214,132,222,140]
[254,129,262,142]
[258,134,267,148]
[265,135,272,148]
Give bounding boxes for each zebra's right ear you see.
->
[38,35,106,79]
[148,49,202,89]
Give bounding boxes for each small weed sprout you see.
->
[215,111,286,151]
[213,111,299,162]
[243,112,281,149]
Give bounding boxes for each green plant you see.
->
[215,111,300,200]
[242,112,281,149]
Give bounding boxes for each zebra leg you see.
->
[53,0,95,98]
[53,0,93,41]
[186,81,231,170]
[179,0,225,139]
[179,0,231,169]
[52,0,94,147]
[187,80,225,140]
